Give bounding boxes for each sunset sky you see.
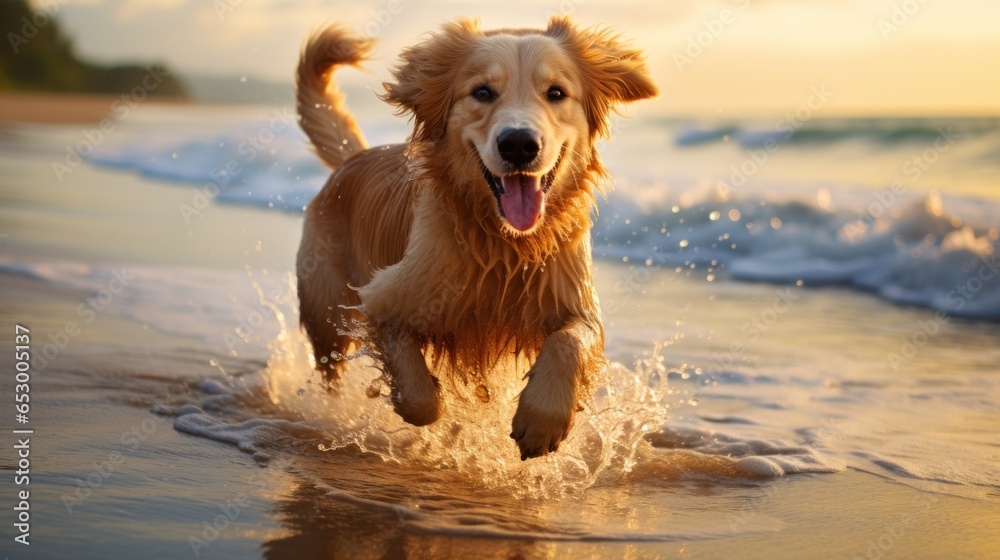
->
[47,0,1000,116]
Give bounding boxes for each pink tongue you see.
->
[499,174,543,231]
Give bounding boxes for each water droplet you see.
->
[475,384,491,403]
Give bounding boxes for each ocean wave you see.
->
[595,189,1000,319]
[84,115,1000,319]
[673,117,1000,149]
[88,121,327,212]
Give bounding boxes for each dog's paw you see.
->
[510,402,573,460]
[391,378,442,427]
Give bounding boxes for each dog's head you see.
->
[383,16,657,236]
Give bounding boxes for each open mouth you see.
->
[482,146,565,232]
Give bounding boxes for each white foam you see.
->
[596,192,1000,319]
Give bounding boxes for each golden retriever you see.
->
[295,16,656,459]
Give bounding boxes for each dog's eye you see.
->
[472,85,496,102]
[546,86,566,102]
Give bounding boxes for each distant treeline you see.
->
[0,0,186,97]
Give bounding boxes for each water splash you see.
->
[254,277,691,498]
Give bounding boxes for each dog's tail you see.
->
[297,26,373,170]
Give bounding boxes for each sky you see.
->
[41,0,1000,116]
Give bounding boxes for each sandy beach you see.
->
[0,92,160,124]
[1,95,998,559]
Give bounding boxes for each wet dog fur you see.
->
[295,16,656,459]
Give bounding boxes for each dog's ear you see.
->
[382,18,482,143]
[547,16,658,140]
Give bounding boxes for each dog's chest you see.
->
[358,192,597,341]
[434,254,587,338]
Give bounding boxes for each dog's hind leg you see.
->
[296,231,361,384]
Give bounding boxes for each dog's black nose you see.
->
[497,128,540,166]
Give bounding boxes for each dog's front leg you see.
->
[511,317,601,460]
[378,326,442,427]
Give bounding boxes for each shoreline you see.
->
[0,91,188,125]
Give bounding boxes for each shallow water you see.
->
[1,105,999,558]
